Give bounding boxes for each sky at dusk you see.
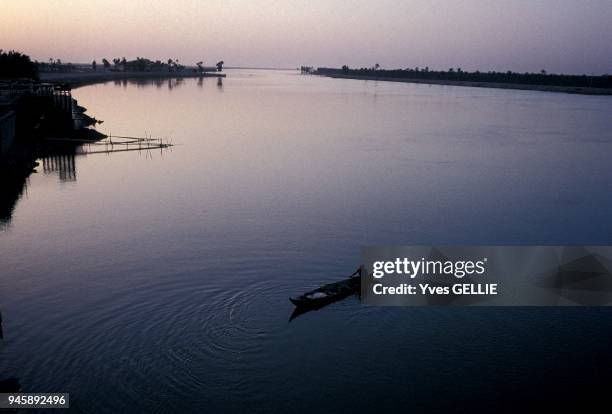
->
[2,0,611,74]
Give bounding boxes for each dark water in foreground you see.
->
[1,70,612,412]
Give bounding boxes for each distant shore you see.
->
[40,70,225,88]
[319,73,612,95]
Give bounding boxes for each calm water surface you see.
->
[1,70,612,412]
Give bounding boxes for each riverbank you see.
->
[40,70,225,88]
[319,73,612,95]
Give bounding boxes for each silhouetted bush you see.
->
[0,50,39,80]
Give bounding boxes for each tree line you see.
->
[1,50,224,80]
[91,57,186,72]
[316,65,612,89]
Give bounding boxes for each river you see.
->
[1,69,612,412]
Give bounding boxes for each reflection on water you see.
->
[1,133,171,226]
[0,168,29,225]
[109,75,223,91]
[1,142,82,226]
[0,150,77,225]
[109,78,189,89]
[42,153,77,182]
[1,70,612,412]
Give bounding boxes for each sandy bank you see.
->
[320,73,612,96]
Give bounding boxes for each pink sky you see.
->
[3,0,611,74]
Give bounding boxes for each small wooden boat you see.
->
[290,268,361,308]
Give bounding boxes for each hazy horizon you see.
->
[3,0,612,75]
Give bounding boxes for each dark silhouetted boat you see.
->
[290,268,361,309]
